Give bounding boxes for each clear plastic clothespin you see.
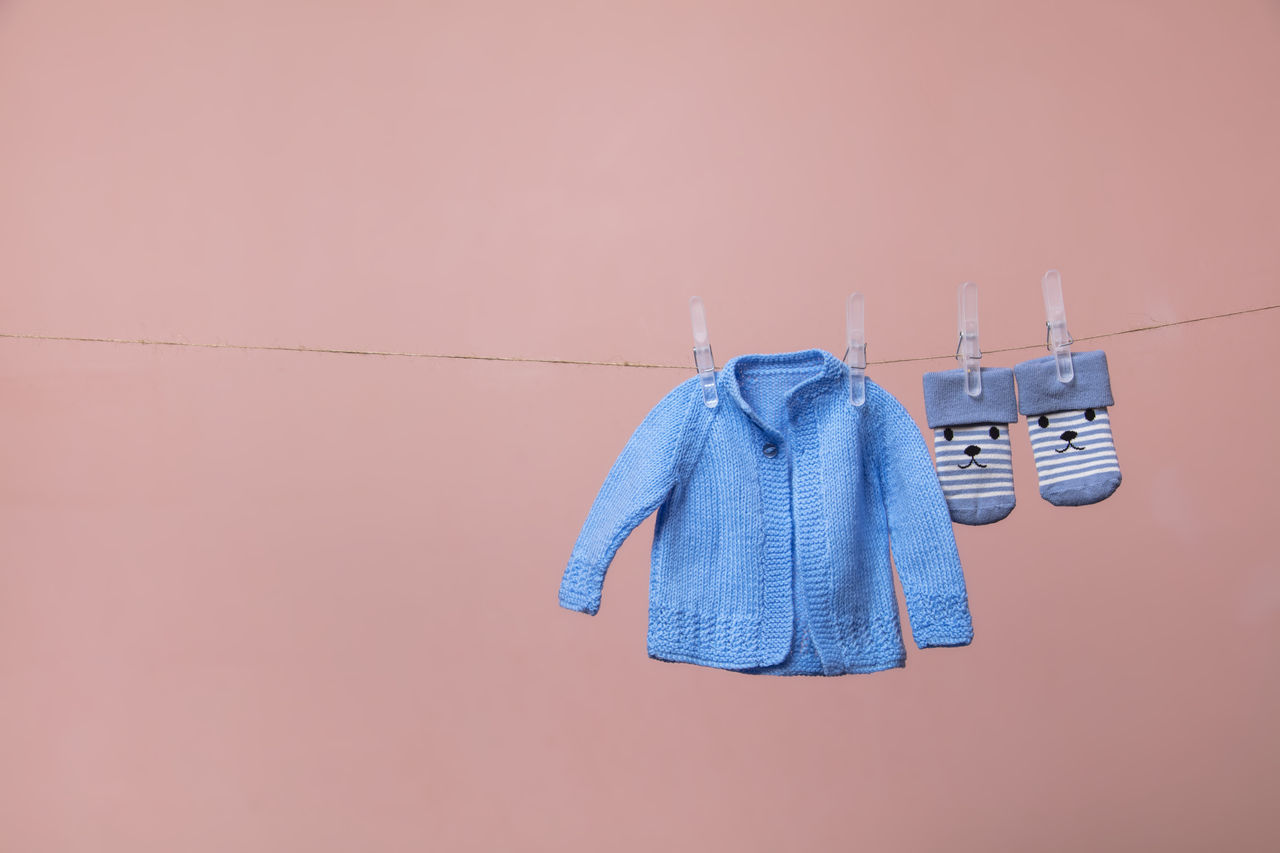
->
[956,281,982,397]
[844,292,867,406]
[689,296,719,408]
[1041,269,1074,383]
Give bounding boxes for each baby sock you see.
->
[922,366,1018,525]
[1014,350,1122,506]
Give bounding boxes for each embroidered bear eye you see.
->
[943,427,954,441]
[989,426,1000,440]
[1084,408,1096,421]
[1037,415,1049,429]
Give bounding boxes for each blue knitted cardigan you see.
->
[559,348,973,675]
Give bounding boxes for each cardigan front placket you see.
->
[740,407,800,668]
[786,385,846,674]
[724,352,850,674]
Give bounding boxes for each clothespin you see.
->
[956,281,982,397]
[1041,269,1074,383]
[844,293,867,406]
[689,296,719,408]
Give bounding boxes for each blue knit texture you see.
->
[1014,350,1114,415]
[922,366,1018,428]
[559,348,974,676]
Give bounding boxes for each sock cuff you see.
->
[1014,350,1115,415]
[922,367,1018,428]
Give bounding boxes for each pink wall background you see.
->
[2,1,1278,850]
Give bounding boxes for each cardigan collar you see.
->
[720,348,850,436]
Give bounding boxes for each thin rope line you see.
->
[869,302,1280,365]
[1,302,1276,369]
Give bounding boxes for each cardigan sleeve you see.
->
[869,385,975,648]
[559,379,698,615]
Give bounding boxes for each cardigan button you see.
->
[761,443,778,458]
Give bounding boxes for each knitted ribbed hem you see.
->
[646,605,770,669]
[914,629,974,649]
[922,367,1018,428]
[558,588,599,615]
[739,656,906,676]
[1015,350,1114,415]
[906,591,973,649]
[558,562,602,615]
[647,605,922,674]
[832,657,906,675]
[652,647,909,676]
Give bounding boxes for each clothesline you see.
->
[0,302,1275,370]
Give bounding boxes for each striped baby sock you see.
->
[1014,350,1122,506]
[922,367,1018,525]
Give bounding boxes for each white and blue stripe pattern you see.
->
[931,423,1016,524]
[1026,406,1122,506]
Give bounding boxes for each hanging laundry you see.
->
[1015,350,1122,506]
[558,348,974,676]
[922,366,1020,525]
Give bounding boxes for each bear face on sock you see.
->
[922,367,1019,525]
[1015,351,1122,507]
[1024,405,1121,504]
[934,422,1012,473]
[930,421,1016,524]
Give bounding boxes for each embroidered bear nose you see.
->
[1061,430,1078,442]
[964,445,981,457]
